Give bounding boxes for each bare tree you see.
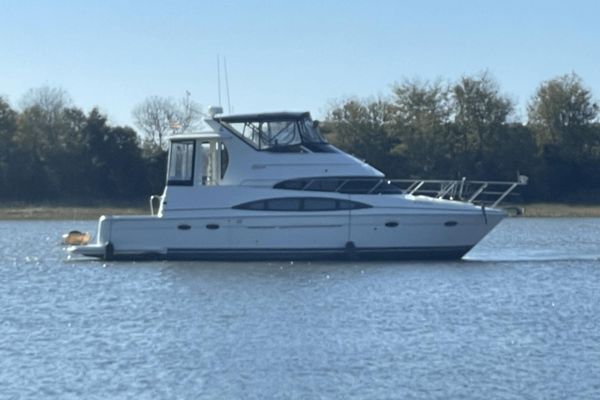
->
[132,92,203,148]
[18,86,72,151]
[20,86,71,125]
[175,91,203,133]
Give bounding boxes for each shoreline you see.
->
[1,203,600,220]
[514,203,600,217]
[0,205,147,220]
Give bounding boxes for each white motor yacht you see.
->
[68,108,524,261]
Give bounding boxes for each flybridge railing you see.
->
[390,175,528,208]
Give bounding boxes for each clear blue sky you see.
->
[1,0,598,127]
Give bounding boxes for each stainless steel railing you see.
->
[390,175,528,207]
[149,195,163,216]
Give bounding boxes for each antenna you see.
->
[217,54,222,106]
[224,57,232,114]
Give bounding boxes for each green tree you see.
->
[0,97,18,197]
[452,72,514,178]
[528,73,598,146]
[325,98,398,174]
[389,79,454,177]
[2,87,169,203]
[8,87,74,199]
[527,73,600,199]
[84,109,145,200]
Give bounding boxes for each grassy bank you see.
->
[519,203,600,217]
[0,204,148,220]
[2,202,600,220]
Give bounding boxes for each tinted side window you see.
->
[233,198,371,211]
[372,181,403,194]
[338,180,378,194]
[303,198,338,211]
[266,198,302,211]
[338,200,371,210]
[305,179,344,192]
[247,201,266,210]
[274,179,310,190]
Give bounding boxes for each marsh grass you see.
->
[520,203,600,217]
[0,204,147,220]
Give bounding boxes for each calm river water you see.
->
[1,218,599,399]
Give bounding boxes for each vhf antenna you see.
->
[217,54,233,113]
[224,57,232,114]
[217,54,222,107]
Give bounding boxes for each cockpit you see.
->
[217,112,337,153]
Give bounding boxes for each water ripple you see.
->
[1,219,600,398]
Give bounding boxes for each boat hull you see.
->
[70,244,472,261]
[166,245,473,261]
[68,206,502,261]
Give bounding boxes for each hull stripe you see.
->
[98,246,473,261]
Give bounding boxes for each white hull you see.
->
[69,199,504,261]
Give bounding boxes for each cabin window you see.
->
[168,141,195,185]
[274,178,402,194]
[245,200,267,210]
[274,179,310,190]
[338,179,379,194]
[337,200,370,210]
[221,143,229,179]
[305,179,344,192]
[267,198,303,211]
[233,197,372,211]
[303,198,338,211]
[371,180,403,194]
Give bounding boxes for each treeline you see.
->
[0,88,166,203]
[1,73,599,204]
[323,72,600,202]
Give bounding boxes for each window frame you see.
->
[167,140,196,186]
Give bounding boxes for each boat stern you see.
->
[68,243,107,258]
[66,215,114,259]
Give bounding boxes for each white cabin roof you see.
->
[167,132,223,141]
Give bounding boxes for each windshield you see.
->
[222,116,327,151]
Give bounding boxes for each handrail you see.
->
[150,195,163,216]
[390,175,528,207]
[246,174,528,208]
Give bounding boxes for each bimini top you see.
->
[218,111,310,124]
[215,111,335,153]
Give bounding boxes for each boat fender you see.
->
[104,242,114,261]
[481,205,488,225]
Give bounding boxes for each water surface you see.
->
[1,218,599,399]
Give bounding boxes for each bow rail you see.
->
[390,175,528,208]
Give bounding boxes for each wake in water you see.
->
[464,252,600,263]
